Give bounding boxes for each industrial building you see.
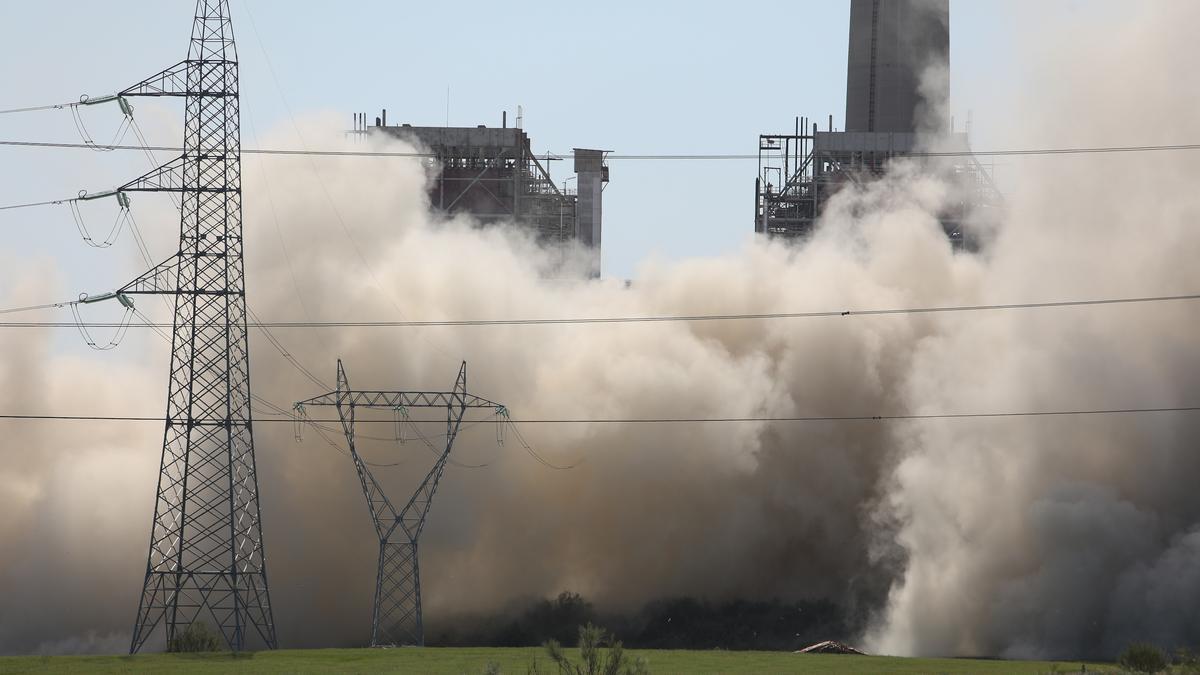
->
[754,0,999,245]
[353,110,608,277]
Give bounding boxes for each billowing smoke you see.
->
[3,1,1200,660]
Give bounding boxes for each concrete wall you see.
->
[574,149,605,278]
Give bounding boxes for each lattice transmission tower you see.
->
[86,0,280,653]
[294,361,507,646]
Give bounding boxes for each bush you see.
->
[1118,642,1168,674]
[543,623,648,675]
[166,621,223,653]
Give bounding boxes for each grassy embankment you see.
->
[0,647,1118,674]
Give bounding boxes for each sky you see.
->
[0,0,1042,283]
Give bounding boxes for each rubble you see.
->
[795,640,867,655]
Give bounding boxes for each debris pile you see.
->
[795,640,866,655]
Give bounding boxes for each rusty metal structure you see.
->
[352,111,608,277]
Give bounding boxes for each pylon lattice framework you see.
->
[103,0,279,653]
[294,361,506,647]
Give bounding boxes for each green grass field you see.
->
[0,647,1118,674]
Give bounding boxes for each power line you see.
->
[5,138,1200,160]
[0,197,72,212]
[1,293,1198,328]
[0,102,79,115]
[0,301,73,316]
[2,405,1199,424]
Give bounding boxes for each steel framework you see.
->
[294,360,506,646]
[753,119,1002,247]
[108,0,278,653]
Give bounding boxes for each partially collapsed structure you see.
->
[753,0,999,246]
[353,110,607,277]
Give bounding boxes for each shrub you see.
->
[166,621,222,653]
[543,623,648,675]
[1118,642,1168,674]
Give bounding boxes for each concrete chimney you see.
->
[845,0,949,133]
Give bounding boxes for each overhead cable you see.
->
[1,293,1198,328]
[5,138,1200,160]
[3,405,1200,424]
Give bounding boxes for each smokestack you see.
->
[382,108,387,127]
[503,111,507,129]
[845,0,950,133]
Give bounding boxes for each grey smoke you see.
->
[2,1,1200,660]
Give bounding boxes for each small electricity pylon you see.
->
[294,360,507,647]
[80,0,279,653]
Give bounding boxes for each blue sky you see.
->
[0,1,1056,282]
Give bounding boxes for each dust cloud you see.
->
[2,1,1200,660]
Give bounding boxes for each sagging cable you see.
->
[293,404,307,442]
[504,416,582,471]
[406,416,485,469]
[70,292,136,351]
[394,406,410,445]
[70,95,134,151]
[495,405,508,447]
[68,191,132,248]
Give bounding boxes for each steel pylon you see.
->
[111,0,278,653]
[295,361,506,646]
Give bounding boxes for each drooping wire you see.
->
[247,306,329,390]
[111,111,336,398]
[69,299,135,351]
[130,307,302,423]
[405,413,490,470]
[292,404,405,467]
[501,410,581,470]
[69,95,134,152]
[68,196,132,248]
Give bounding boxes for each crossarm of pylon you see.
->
[294,390,501,410]
[120,60,237,98]
[116,255,179,296]
[119,156,197,193]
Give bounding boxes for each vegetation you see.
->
[1116,642,1168,674]
[165,621,222,653]
[538,623,647,675]
[0,647,1121,674]
[428,593,847,651]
